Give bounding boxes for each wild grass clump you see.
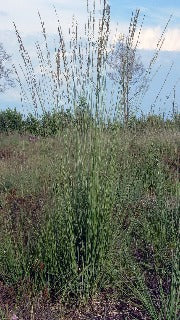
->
[0,124,179,317]
[0,0,179,318]
[37,139,116,299]
[0,127,117,299]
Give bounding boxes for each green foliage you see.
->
[0,106,179,136]
[41,109,72,136]
[0,108,23,133]
[25,113,41,135]
[74,97,94,132]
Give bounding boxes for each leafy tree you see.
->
[0,42,15,93]
[107,10,147,124]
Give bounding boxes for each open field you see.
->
[0,124,179,319]
[0,1,179,318]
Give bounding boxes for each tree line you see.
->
[0,105,179,136]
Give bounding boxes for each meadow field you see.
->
[0,1,179,318]
[0,116,179,319]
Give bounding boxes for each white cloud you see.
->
[0,0,80,37]
[0,0,102,35]
[109,23,180,52]
[139,27,180,51]
[1,0,179,53]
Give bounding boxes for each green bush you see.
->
[74,97,94,132]
[24,113,41,135]
[41,109,72,136]
[0,108,24,133]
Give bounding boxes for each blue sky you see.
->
[0,0,179,117]
[110,0,180,25]
[110,0,180,26]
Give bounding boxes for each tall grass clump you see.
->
[0,0,179,317]
[13,1,171,124]
[1,0,117,300]
[36,130,117,298]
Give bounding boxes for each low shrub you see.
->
[0,108,24,133]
